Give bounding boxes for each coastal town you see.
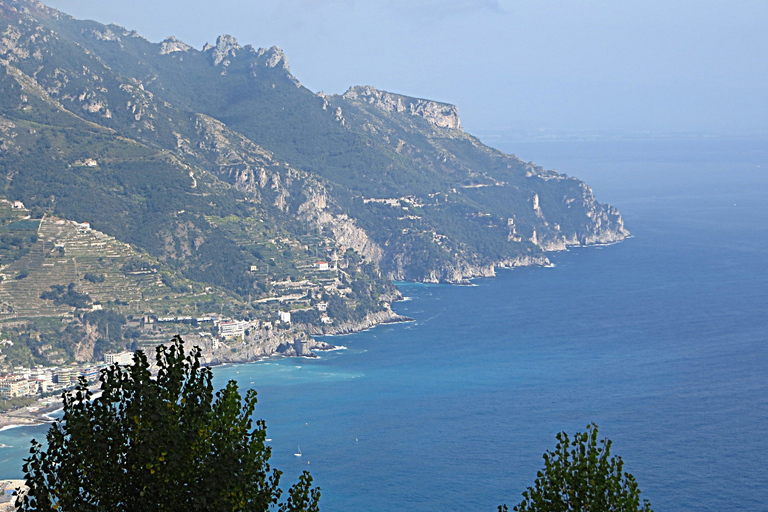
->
[0,313,257,402]
[0,303,348,429]
[0,197,398,351]
[0,193,407,434]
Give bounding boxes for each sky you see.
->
[43,0,768,138]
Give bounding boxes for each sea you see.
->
[0,137,766,511]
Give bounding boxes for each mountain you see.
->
[0,0,628,365]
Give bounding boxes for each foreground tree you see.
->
[501,423,652,512]
[17,335,320,512]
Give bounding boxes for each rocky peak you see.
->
[252,45,300,87]
[0,0,57,19]
[203,34,241,66]
[342,85,461,130]
[160,36,192,55]
[260,46,288,69]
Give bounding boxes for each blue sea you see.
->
[1,137,766,511]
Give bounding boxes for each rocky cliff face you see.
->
[530,180,630,251]
[203,34,240,66]
[342,85,461,130]
[385,250,552,284]
[180,113,384,264]
[304,308,410,337]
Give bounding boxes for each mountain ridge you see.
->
[0,0,628,366]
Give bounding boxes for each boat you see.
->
[294,446,302,457]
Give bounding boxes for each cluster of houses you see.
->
[0,348,157,400]
[0,363,102,400]
[0,309,301,400]
[151,308,331,340]
[150,314,252,340]
[0,301,338,399]
[362,195,423,209]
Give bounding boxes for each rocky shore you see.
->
[170,306,412,366]
[305,309,412,336]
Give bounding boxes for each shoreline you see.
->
[0,238,617,427]
[0,401,62,431]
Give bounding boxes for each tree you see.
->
[16,335,320,512]
[501,424,652,512]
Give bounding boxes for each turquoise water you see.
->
[1,138,766,511]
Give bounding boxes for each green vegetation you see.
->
[17,336,320,512]
[39,283,91,309]
[501,424,653,512]
[0,221,39,266]
[83,272,105,283]
[0,396,36,412]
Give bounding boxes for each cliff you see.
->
[342,85,462,130]
[304,308,412,337]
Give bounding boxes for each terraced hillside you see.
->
[0,204,226,321]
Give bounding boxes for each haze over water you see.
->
[1,137,766,511]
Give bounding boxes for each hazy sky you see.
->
[44,0,767,137]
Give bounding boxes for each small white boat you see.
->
[294,445,302,457]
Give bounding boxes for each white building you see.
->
[218,320,247,339]
[54,368,79,387]
[31,378,52,394]
[104,351,134,366]
[278,311,291,324]
[0,376,32,399]
[29,367,53,390]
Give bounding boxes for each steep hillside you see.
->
[0,0,628,364]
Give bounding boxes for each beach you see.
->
[0,399,61,431]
